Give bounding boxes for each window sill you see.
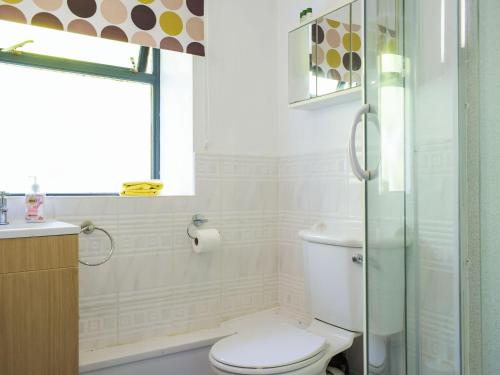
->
[7,193,195,198]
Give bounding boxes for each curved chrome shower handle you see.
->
[349,104,371,181]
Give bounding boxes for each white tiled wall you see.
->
[7,153,280,351]
[407,142,460,371]
[7,149,361,350]
[277,150,363,322]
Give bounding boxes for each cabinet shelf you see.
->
[289,87,362,110]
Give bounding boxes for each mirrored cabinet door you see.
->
[316,4,351,96]
[288,0,363,106]
[288,22,315,104]
[350,0,363,88]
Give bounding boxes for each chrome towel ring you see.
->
[79,220,115,267]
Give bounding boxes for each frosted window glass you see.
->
[0,63,152,194]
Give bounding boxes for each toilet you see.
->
[209,222,364,375]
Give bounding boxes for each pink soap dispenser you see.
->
[25,176,45,223]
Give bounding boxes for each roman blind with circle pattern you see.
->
[0,0,205,56]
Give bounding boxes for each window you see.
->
[0,21,166,194]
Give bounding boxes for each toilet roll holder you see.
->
[187,214,208,240]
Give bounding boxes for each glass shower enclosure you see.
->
[354,0,462,373]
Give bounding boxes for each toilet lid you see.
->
[210,323,326,369]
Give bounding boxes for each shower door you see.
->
[349,2,406,373]
[353,0,462,374]
[362,0,406,373]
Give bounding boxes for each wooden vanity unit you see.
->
[0,222,80,375]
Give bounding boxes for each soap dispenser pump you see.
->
[25,176,45,223]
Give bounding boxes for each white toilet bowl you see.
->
[210,222,364,375]
[210,320,359,375]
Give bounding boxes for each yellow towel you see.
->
[122,181,164,191]
[120,190,160,197]
[120,181,164,197]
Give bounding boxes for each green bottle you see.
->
[300,10,306,23]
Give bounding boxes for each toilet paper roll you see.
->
[191,228,221,254]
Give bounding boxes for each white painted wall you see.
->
[161,0,280,194]
[277,0,362,157]
[161,51,195,196]
[194,0,279,157]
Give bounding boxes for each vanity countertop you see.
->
[0,221,80,240]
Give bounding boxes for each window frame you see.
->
[0,46,161,196]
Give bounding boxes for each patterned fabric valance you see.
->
[0,0,205,56]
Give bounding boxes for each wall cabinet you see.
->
[0,235,79,375]
[288,0,363,108]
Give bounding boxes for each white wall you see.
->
[161,51,195,196]
[162,0,279,194]
[194,0,279,157]
[275,0,364,320]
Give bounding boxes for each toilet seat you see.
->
[210,350,327,375]
[210,319,360,375]
[210,323,327,374]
